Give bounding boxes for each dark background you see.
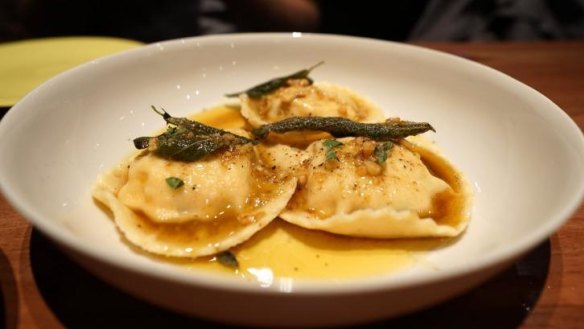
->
[0,0,583,43]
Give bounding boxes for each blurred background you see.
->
[1,0,583,43]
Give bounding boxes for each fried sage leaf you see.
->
[252,116,435,141]
[225,61,324,99]
[216,250,239,269]
[150,106,257,143]
[133,107,256,161]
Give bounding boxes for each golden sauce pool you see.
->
[139,105,459,282]
[187,219,447,281]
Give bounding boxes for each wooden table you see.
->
[1,41,583,328]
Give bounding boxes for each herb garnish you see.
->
[374,141,394,165]
[133,106,257,162]
[323,139,343,161]
[225,61,324,99]
[216,250,239,269]
[165,177,184,189]
[252,116,434,141]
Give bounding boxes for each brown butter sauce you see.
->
[145,105,462,280]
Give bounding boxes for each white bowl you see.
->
[1,33,583,327]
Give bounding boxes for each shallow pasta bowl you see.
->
[1,33,583,327]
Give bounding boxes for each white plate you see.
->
[1,33,583,327]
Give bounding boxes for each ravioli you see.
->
[240,80,385,127]
[92,143,297,258]
[279,136,472,238]
[93,64,472,268]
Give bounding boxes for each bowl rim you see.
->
[1,32,583,295]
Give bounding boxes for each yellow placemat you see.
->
[0,37,143,107]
